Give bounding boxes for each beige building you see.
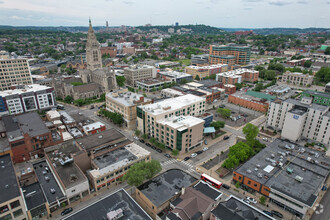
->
[281,71,314,86]
[185,64,228,80]
[0,52,33,91]
[124,65,156,87]
[137,94,206,153]
[106,89,152,129]
[0,154,27,220]
[88,143,151,191]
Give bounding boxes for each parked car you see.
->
[151,146,156,150]
[156,148,162,153]
[139,139,145,143]
[223,136,229,140]
[204,139,208,145]
[271,210,283,218]
[231,111,236,114]
[191,153,197,158]
[219,105,226,108]
[242,198,250,204]
[222,184,230,189]
[61,208,73,216]
[145,143,151,147]
[202,147,208,151]
[262,138,268,142]
[246,197,257,204]
[243,114,248,117]
[164,154,171,158]
[196,150,203,155]
[263,210,273,217]
[237,115,241,119]
[183,157,190,161]
[90,105,95,109]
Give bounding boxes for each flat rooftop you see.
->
[186,64,228,70]
[77,128,126,151]
[0,154,21,204]
[158,115,204,131]
[90,143,150,178]
[33,160,65,204]
[46,142,88,189]
[140,94,205,115]
[106,91,151,107]
[159,71,191,78]
[22,182,47,210]
[138,169,197,207]
[63,188,152,220]
[217,68,258,77]
[59,111,76,124]
[193,181,222,201]
[83,122,105,132]
[0,84,51,96]
[284,98,328,112]
[136,78,170,85]
[235,139,330,207]
[303,90,330,99]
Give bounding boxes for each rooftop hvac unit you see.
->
[107,208,124,220]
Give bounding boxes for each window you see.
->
[10,200,20,209]
[247,181,251,185]
[0,213,12,220]
[0,205,9,214]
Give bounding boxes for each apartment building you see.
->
[233,139,329,218]
[136,78,171,92]
[88,143,151,191]
[0,52,33,91]
[124,65,156,86]
[301,90,330,106]
[216,68,259,85]
[209,44,251,65]
[185,64,228,80]
[281,71,314,86]
[0,154,27,220]
[266,97,330,145]
[191,54,209,66]
[106,89,152,129]
[0,84,56,116]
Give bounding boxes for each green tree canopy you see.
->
[325,47,330,55]
[210,121,225,131]
[243,123,259,143]
[124,160,161,186]
[217,108,231,119]
[116,76,126,87]
[195,75,200,80]
[64,96,73,104]
[303,60,312,68]
[315,67,330,84]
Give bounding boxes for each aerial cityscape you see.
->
[0,1,329,220]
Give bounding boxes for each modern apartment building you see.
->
[0,52,33,91]
[106,89,152,129]
[301,90,330,106]
[266,97,330,145]
[209,44,251,65]
[124,65,156,86]
[185,64,228,80]
[0,154,27,220]
[0,84,56,116]
[281,72,314,86]
[216,68,259,85]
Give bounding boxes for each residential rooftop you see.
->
[186,64,228,70]
[283,98,328,112]
[158,115,204,131]
[89,143,150,178]
[106,90,151,107]
[22,182,47,210]
[138,169,198,207]
[159,71,192,78]
[136,78,170,85]
[211,195,275,220]
[0,154,21,204]
[302,90,330,99]
[59,111,76,125]
[235,139,330,207]
[0,84,51,96]
[63,188,152,220]
[82,122,105,133]
[140,94,205,115]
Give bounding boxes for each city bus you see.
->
[201,173,222,189]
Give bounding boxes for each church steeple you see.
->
[86,18,102,71]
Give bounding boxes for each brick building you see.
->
[209,44,251,65]
[216,68,259,85]
[100,47,117,57]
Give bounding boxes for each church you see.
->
[79,19,118,92]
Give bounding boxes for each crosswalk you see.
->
[161,159,197,174]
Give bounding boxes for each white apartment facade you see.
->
[124,65,156,87]
[267,97,330,145]
[281,72,314,86]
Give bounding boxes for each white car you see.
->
[203,147,208,152]
[191,153,197,158]
[262,138,268,142]
[246,197,257,204]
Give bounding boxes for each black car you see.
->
[243,114,248,117]
[223,135,229,140]
[183,157,190,161]
[219,105,226,108]
[164,154,171,158]
[151,146,156,150]
[263,210,273,217]
[146,143,151,147]
[231,111,236,114]
[196,150,203,155]
[139,139,145,143]
[271,210,283,218]
[156,148,163,153]
[61,208,73,216]
[222,184,230,189]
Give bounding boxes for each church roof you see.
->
[72,83,102,93]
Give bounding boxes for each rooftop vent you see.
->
[98,135,103,139]
[50,188,56,194]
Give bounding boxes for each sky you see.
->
[0,0,329,28]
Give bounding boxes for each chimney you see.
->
[181,187,185,195]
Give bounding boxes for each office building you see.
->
[191,54,209,66]
[301,90,330,106]
[185,64,228,80]
[135,169,197,219]
[88,143,151,191]
[280,72,314,87]
[158,71,193,84]
[209,44,251,65]
[0,52,33,91]
[216,68,259,85]
[106,89,152,129]
[0,84,56,115]
[136,78,171,92]
[161,88,185,98]
[62,189,152,220]
[266,97,330,145]
[0,154,27,220]
[233,139,329,218]
[124,65,156,86]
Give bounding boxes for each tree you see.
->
[234,83,243,91]
[222,142,254,169]
[210,121,225,131]
[151,88,156,93]
[303,60,312,68]
[64,95,73,104]
[172,149,179,156]
[217,108,231,119]
[268,63,285,73]
[195,75,200,80]
[243,123,259,143]
[235,181,240,188]
[124,160,161,186]
[315,67,330,84]
[135,129,141,137]
[324,47,330,55]
[260,196,266,205]
[264,70,276,80]
[254,83,263,92]
[116,76,126,87]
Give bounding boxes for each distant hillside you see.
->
[222,27,330,35]
[0,25,112,32]
[136,24,225,35]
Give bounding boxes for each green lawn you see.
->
[181,59,191,66]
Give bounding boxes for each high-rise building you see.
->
[0,51,33,91]
[209,44,251,65]
[124,65,156,87]
[86,18,102,71]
